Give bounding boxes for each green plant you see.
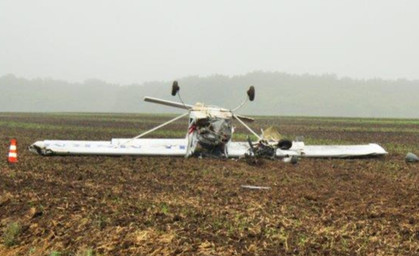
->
[26,247,36,255]
[77,248,95,256]
[160,203,169,215]
[3,222,21,247]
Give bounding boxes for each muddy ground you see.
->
[1,113,419,255]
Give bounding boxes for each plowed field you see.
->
[1,113,419,255]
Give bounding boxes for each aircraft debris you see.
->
[241,185,271,190]
[282,155,299,164]
[405,152,419,163]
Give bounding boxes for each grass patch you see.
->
[3,222,21,247]
[77,248,95,256]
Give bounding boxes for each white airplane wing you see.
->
[29,139,188,156]
[301,143,387,158]
[29,139,387,158]
[226,142,386,158]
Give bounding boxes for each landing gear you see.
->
[247,138,276,159]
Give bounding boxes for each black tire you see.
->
[278,140,292,150]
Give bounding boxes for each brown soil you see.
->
[1,113,419,255]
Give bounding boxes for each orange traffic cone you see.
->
[8,139,18,163]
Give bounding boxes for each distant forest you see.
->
[1,72,418,118]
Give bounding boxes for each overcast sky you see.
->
[0,0,418,84]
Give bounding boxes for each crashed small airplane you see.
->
[29,82,387,161]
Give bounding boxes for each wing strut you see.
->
[233,113,261,140]
[122,112,189,145]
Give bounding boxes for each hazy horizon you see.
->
[1,0,418,84]
[2,70,419,86]
[2,71,418,118]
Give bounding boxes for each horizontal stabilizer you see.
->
[144,97,193,110]
[234,114,254,122]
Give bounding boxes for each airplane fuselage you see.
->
[185,103,234,157]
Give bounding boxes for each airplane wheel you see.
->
[278,140,292,150]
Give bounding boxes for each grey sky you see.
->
[0,0,418,84]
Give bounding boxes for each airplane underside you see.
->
[29,138,387,159]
